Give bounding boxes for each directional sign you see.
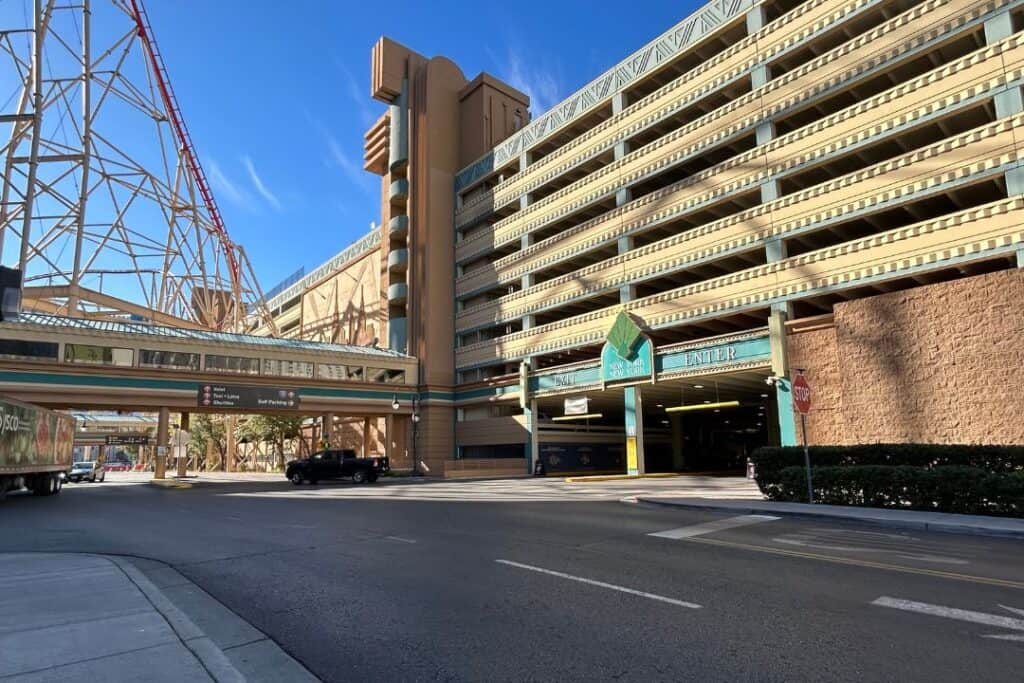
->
[105,434,150,446]
[197,384,300,410]
[792,373,811,414]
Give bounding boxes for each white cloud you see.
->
[208,159,249,206]
[335,59,377,127]
[487,45,564,116]
[326,133,372,188]
[242,156,282,211]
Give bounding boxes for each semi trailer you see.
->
[0,396,76,498]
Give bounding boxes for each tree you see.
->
[237,415,305,469]
[188,415,227,470]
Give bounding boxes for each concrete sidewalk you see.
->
[0,553,317,682]
[636,497,1024,538]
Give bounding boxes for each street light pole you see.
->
[411,395,421,476]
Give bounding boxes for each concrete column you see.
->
[363,417,372,456]
[766,238,792,317]
[1017,247,1024,268]
[769,309,798,446]
[747,6,771,89]
[386,414,410,470]
[624,386,646,476]
[618,235,636,302]
[321,413,334,448]
[985,12,1024,198]
[526,398,540,474]
[613,92,633,207]
[670,414,684,471]
[225,417,236,472]
[176,412,189,477]
[521,233,536,329]
[519,150,532,172]
[155,407,169,479]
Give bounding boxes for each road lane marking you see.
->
[685,536,1024,590]
[649,514,781,539]
[495,559,701,609]
[872,596,1024,641]
[384,535,417,544]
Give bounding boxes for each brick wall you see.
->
[787,268,1024,445]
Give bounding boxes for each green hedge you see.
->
[775,466,1024,516]
[751,445,1024,516]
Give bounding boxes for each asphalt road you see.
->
[2,475,1022,682]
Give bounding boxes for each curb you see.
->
[565,471,739,483]
[633,498,1024,540]
[108,556,244,682]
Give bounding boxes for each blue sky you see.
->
[3,0,704,293]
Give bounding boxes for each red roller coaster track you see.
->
[127,0,241,287]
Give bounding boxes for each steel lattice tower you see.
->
[0,0,274,331]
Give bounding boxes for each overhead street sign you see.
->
[105,434,150,446]
[197,384,300,410]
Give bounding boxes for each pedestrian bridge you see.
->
[0,313,418,415]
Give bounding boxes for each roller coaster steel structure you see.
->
[0,0,275,331]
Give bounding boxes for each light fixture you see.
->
[693,384,704,389]
[714,409,720,413]
[703,400,711,404]
[552,413,604,421]
[760,393,769,398]
[655,403,664,408]
[411,413,421,423]
[665,400,740,413]
[391,394,399,411]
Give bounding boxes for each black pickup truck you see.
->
[285,449,389,485]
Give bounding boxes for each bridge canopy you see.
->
[0,313,419,414]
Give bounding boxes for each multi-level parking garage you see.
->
[438,0,1024,475]
[275,0,1024,476]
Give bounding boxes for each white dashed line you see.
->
[495,559,701,609]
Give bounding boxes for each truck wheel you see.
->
[368,472,378,483]
[352,470,367,484]
[52,475,62,495]
[289,471,304,485]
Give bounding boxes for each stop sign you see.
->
[792,373,811,414]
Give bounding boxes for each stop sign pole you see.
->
[792,370,814,504]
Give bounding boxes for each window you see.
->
[139,349,199,371]
[0,338,58,362]
[318,364,364,381]
[64,344,133,367]
[204,354,259,375]
[367,367,406,384]
[262,358,314,378]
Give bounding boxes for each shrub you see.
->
[772,465,1023,516]
[751,444,1024,516]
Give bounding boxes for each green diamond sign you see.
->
[601,311,653,383]
[607,311,643,360]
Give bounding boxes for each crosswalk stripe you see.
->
[649,514,780,539]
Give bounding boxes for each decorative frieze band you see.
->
[453,0,756,193]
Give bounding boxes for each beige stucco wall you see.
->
[788,268,1024,445]
[300,250,383,346]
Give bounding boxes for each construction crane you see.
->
[0,0,276,332]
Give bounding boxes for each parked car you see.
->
[285,449,388,485]
[104,462,131,472]
[67,461,105,483]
